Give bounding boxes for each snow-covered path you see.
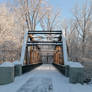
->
[0,64,92,92]
[18,64,69,92]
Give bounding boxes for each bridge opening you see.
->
[24,30,64,65]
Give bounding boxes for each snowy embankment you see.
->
[0,64,92,92]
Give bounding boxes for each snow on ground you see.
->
[0,64,92,92]
[0,62,14,67]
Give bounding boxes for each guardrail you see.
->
[22,63,42,74]
[53,63,65,75]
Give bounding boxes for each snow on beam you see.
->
[62,30,68,65]
[20,30,28,65]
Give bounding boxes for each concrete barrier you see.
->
[65,65,69,77]
[68,62,84,84]
[13,61,22,76]
[14,64,22,76]
[0,62,14,85]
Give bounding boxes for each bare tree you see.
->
[18,0,47,30]
[61,19,68,38]
[0,3,26,62]
[72,2,92,56]
[40,7,61,31]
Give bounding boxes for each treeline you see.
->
[62,1,92,61]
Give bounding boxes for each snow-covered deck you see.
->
[0,64,92,92]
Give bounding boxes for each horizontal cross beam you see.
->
[28,31,62,34]
[27,42,62,46]
[28,41,62,43]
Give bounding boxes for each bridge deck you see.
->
[0,64,91,92]
[18,64,68,92]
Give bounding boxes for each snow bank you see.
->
[0,62,14,67]
[13,61,21,65]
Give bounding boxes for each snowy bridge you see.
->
[0,30,86,92]
[19,30,70,74]
[20,30,67,73]
[19,30,84,83]
[20,30,66,65]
